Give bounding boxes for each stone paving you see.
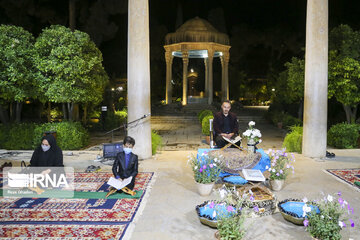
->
[1,106,360,240]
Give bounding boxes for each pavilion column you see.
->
[220,56,226,102]
[207,49,214,105]
[182,51,189,105]
[302,0,328,158]
[165,50,173,104]
[224,52,230,101]
[204,58,209,98]
[127,0,152,159]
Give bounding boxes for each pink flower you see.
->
[280,170,283,174]
[303,219,309,227]
[209,164,214,168]
[227,206,234,212]
[202,165,206,169]
[250,195,255,201]
[253,206,259,212]
[209,202,215,208]
[199,168,203,173]
[337,191,341,196]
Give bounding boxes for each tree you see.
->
[328,52,360,123]
[283,57,305,119]
[328,25,360,123]
[35,25,109,121]
[0,25,42,123]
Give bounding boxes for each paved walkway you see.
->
[1,106,359,240]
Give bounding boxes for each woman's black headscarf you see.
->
[30,134,63,167]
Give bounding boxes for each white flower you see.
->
[213,163,217,167]
[194,166,198,170]
[272,169,275,173]
[302,204,312,217]
[212,210,217,218]
[265,165,269,170]
[338,220,345,228]
[321,215,324,219]
[259,139,262,143]
[327,195,333,202]
[249,121,255,127]
[248,189,253,195]
[219,189,227,199]
[214,158,218,162]
[302,197,308,203]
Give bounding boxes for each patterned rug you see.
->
[326,168,360,190]
[0,172,154,239]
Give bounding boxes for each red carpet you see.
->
[0,172,154,239]
[326,168,360,190]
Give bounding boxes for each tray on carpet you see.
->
[211,148,262,174]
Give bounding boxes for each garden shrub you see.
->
[3,123,36,150]
[104,109,127,131]
[327,123,360,149]
[198,110,213,124]
[33,122,89,150]
[202,115,214,135]
[283,126,303,153]
[151,130,162,155]
[282,114,302,129]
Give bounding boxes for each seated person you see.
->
[112,136,138,190]
[213,100,240,148]
[30,134,64,168]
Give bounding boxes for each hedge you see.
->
[283,126,303,153]
[151,130,162,155]
[0,122,89,150]
[198,110,213,124]
[202,115,214,136]
[327,123,360,149]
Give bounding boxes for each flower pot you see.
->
[196,182,215,196]
[205,135,211,145]
[269,179,285,191]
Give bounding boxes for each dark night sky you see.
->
[1,0,360,97]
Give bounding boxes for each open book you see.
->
[242,169,265,182]
[222,135,242,144]
[107,176,133,190]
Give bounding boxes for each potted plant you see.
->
[303,192,356,240]
[242,121,262,154]
[266,148,295,191]
[188,152,222,196]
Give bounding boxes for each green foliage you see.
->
[151,130,162,155]
[327,123,360,149]
[283,126,303,153]
[198,110,213,123]
[267,148,295,180]
[0,25,42,102]
[305,193,353,240]
[217,215,246,240]
[35,25,109,105]
[33,122,89,150]
[104,109,127,131]
[268,111,302,129]
[284,57,305,103]
[0,124,8,148]
[50,108,63,121]
[188,153,223,184]
[3,123,36,150]
[202,115,214,135]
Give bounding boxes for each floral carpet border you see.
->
[325,168,360,191]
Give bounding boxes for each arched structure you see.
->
[164,17,231,105]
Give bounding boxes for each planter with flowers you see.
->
[242,121,262,154]
[303,192,356,240]
[266,148,295,191]
[188,152,223,196]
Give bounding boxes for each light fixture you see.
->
[272,88,275,92]
[190,68,194,73]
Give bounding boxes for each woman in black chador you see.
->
[30,134,63,167]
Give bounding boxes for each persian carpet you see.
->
[0,172,154,239]
[325,168,360,190]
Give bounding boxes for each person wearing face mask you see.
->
[30,134,64,167]
[112,136,138,190]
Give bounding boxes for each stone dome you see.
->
[165,17,229,45]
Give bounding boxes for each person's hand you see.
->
[115,175,120,179]
[227,133,234,139]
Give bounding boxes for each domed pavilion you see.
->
[164,17,231,105]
